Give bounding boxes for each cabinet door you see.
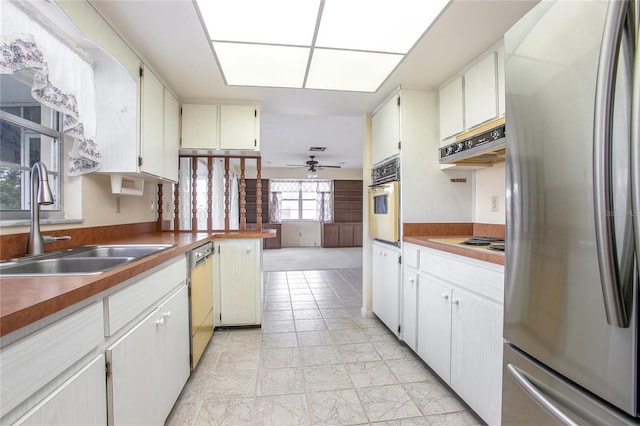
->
[464,52,498,129]
[338,224,355,247]
[450,288,503,426]
[352,223,363,247]
[371,243,400,336]
[402,270,418,351]
[439,76,464,142]
[218,239,261,325]
[321,224,339,248]
[496,44,506,117]
[107,306,159,426]
[155,285,190,421]
[181,104,218,149]
[140,65,165,177]
[164,87,180,182]
[371,94,399,164]
[107,286,190,425]
[15,355,107,426]
[219,105,259,150]
[417,274,451,383]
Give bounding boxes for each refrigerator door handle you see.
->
[506,364,580,426]
[631,1,640,284]
[593,0,629,327]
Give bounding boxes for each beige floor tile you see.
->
[358,384,422,422]
[255,394,309,426]
[308,389,368,425]
[257,368,305,396]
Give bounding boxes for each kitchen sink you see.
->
[60,244,175,259]
[0,244,176,276]
[0,257,135,276]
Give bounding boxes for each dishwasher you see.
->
[188,242,214,370]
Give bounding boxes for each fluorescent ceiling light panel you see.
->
[213,42,309,88]
[316,0,449,53]
[306,49,403,92]
[197,0,320,45]
[197,0,450,92]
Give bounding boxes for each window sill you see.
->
[0,218,84,228]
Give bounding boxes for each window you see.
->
[0,73,63,219]
[270,180,332,222]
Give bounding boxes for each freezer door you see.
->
[503,343,638,425]
[505,0,638,415]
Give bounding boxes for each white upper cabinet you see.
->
[464,51,498,130]
[371,93,400,165]
[140,65,165,178]
[220,105,260,150]
[439,76,464,143]
[497,43,506,117]
[181,103,260,151]
[181,104,218,150]
[163,88,180,183]
[438,43,505,142]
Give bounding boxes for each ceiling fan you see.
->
[286,156,341,178]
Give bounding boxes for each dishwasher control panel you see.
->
[190,242,213,268]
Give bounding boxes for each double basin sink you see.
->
[0,244,176,276]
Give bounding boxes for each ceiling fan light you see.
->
[307,169,318,179]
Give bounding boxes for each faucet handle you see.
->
[42,235,72,245]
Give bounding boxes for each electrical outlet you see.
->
[491,196,499,212]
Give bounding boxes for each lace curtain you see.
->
[270,179,332,223]
[0,1,100,176]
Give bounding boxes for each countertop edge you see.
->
[0,230,274,337]
[403,235,505,266]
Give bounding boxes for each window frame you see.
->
[0,109,64,220]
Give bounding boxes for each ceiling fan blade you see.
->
[285,164,309,167]
[317,165,341,168]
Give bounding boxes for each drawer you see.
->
[419,247,504,303]
[104,256,187,336]
[403,244,420,269]
[0,302,103,416]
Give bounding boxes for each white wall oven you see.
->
[368,157,400,244]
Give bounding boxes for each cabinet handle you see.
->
[156,317,165,327]
[246,247,252,253]
[452,299,460,306]
[164,310,172,319]
[409,277,415,283]
[442,293,449,300]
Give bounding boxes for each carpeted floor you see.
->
[262,247,363,272]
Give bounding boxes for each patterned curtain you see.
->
[270,192,282,223]
[0,2,100,176]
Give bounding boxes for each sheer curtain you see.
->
[1,1,99,176]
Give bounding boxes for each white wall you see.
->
[474,162,506,224]
[281,221,321,247]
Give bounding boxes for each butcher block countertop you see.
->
[0,230,275,337]
[404,235,505,266]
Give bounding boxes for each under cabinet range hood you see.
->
[439,117,506,168]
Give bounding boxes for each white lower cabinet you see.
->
[417,274,452,383]
[107,285,189,426]
[449,287,503,426]
[371,241,400,337]
[403,243,504,426]
[215,238,262,326]
[401,270,418,351]
[15,355,107,426]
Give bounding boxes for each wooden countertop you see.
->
[0,230,275,337]
[404,235,505,266]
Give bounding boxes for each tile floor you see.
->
[166,268,483,425]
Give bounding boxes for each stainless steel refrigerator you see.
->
[503,0,640,424]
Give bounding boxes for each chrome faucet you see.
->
[27,162,70,255]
